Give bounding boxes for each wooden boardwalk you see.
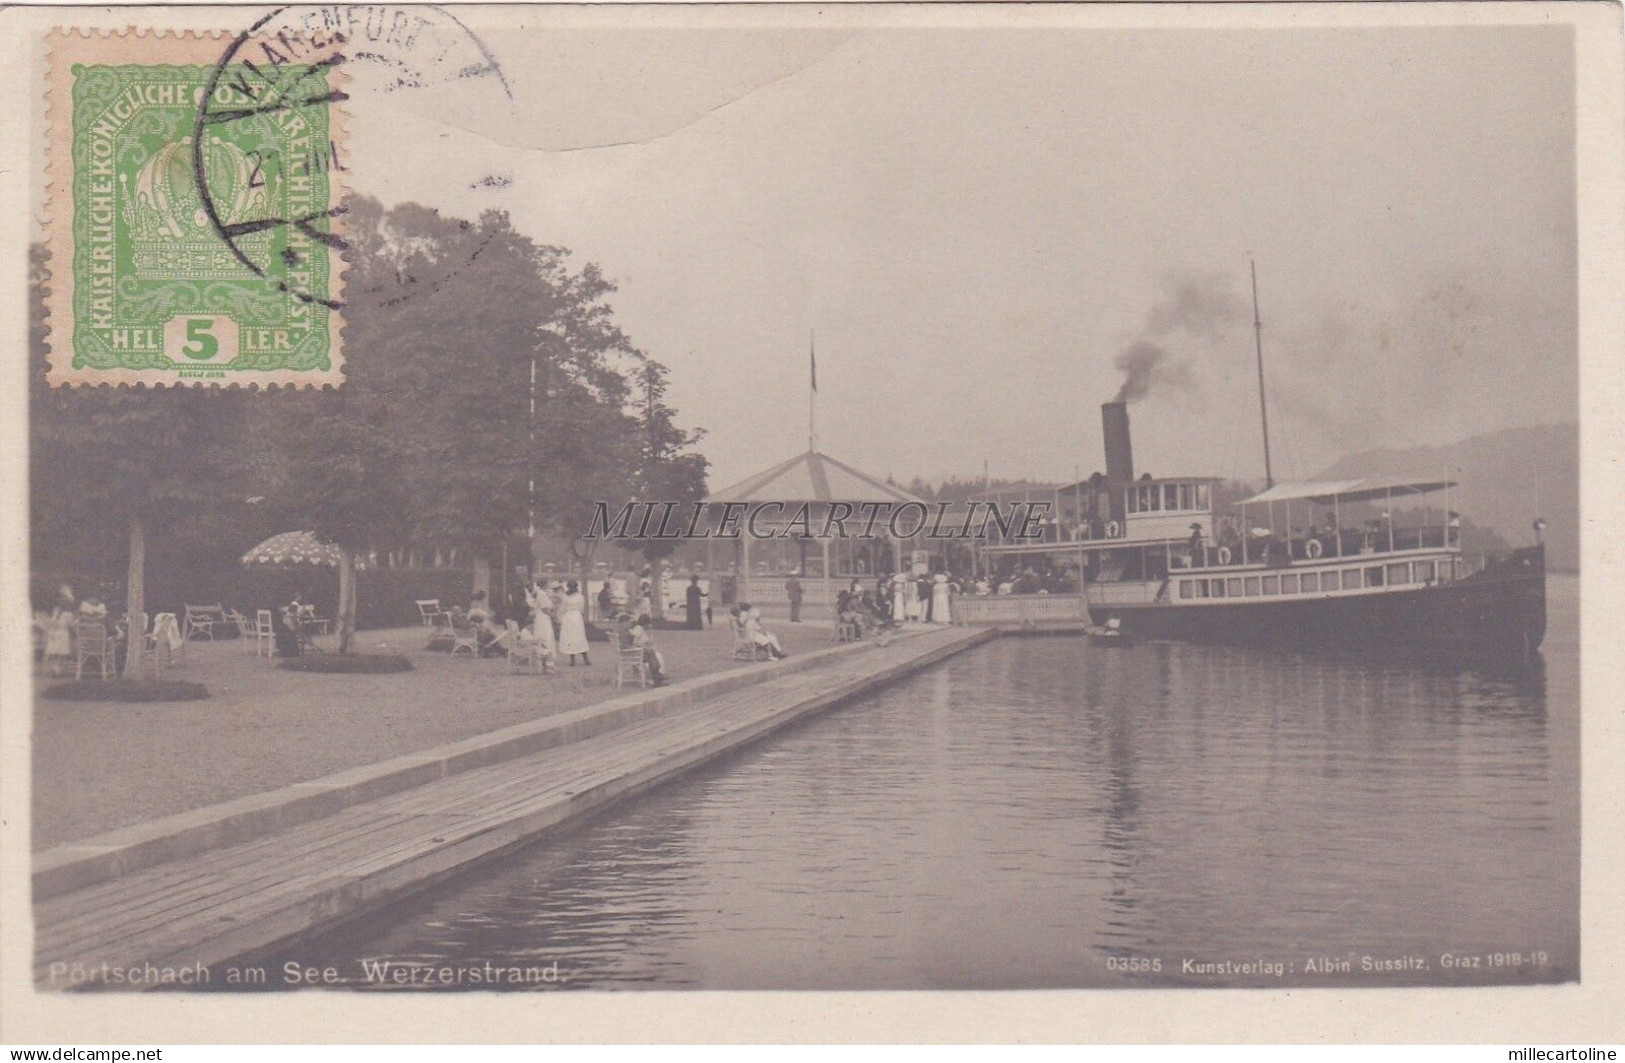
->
[35,625,992,989]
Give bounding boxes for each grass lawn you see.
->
[32,616,840,849]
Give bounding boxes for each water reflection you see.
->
[231,578,1578,991]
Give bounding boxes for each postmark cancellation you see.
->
[44,27,346,387]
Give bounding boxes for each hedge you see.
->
[41,679,210,702]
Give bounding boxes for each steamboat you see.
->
[973,269,1547,659]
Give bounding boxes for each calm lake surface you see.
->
[239,575,1578,990]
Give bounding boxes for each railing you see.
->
[1187,528,1459,571]
[954,593,1090,625]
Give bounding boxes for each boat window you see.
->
[1210,578,1226,598]
[1164,484,1179,510]
[1341,570,1362,591]
[1195,483,1210,510]
[1387,563,1410,585]
[1227,577,1244,597]
[1413,560,1434,584]
[1244,576,1260,596]
[1148,486,1161,511]
[1177,484,1191,510]
[1366,566,1385,587]
[1179,579,1193,599]
[1263,575,1280,595]
[1281,574,1298,594]
[1299,573,1317,592]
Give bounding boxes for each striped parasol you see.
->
[240,531,361,569]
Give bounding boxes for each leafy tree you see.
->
[621,360,709,566]
[29,245,259,675]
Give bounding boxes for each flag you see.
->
[810,333,817,392]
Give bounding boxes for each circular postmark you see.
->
[193,5,514,310]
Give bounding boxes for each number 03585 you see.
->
[1105,956,1161,972]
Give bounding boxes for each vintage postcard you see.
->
[2,0,1622,1045]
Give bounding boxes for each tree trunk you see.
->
[123,514,145,678]
[337,548,357,654]
[471,554,491,603]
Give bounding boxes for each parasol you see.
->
[240,531,363,569]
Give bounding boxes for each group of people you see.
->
[519,580,592,666]
[828,570,959,641]
[35,583,111,673]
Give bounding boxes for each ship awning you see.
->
[1238,476,1457,507]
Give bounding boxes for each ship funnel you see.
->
[1102,402,1134,484]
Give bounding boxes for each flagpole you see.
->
[809,329,818,453]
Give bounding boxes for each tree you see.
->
[29,245,259,676]
[621,360,709,566]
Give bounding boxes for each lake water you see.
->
[236,576,1578,990]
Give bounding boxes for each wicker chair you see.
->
[74,622,114,680]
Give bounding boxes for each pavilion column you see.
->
[821,536,831,595]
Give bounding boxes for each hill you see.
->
[1316,422,1577,572]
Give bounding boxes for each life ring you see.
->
[1306,538,1323,559]
[1217,546,1232,565]
[1105,521,1121,539]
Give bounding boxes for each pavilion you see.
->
[704,450,928,608]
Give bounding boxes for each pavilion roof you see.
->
[706,451,927,506]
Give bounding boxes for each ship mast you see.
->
[1251,259,1275,489]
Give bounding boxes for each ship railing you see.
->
[1183,525,1459,570]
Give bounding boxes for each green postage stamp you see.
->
[46,30,346,386]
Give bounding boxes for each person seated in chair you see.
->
[630,613,668,686]
[466,591,502,655]
[742,603,788,659]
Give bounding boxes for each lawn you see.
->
[32,615,840,849]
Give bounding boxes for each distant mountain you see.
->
[1317,422,1578,571]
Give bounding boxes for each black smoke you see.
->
[1113,271,1247,404]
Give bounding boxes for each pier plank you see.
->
[36,626,992,987]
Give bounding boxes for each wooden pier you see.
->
[34,625,994,989]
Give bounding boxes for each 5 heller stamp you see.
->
[45,28,346,386]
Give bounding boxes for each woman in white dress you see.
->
[904,575,922,623]
[526,581,557,659]
[932,572,952,624]
[557,581,591,665]
[891,574,906,622]
[743,605,787,659]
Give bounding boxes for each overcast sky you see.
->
[347,13,1576,489]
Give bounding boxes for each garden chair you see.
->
[183,604,225,641]
[615,642,650,688]
[506,620,548,675]
[253,609,276,658]
[449,618,480,658]
[836,615,862,643]
[729,616,769,661]
[151,612,185,665]
[298,604,330,636]
[226,609,256,653]
[130,612,168,678]
[416,599,442,627]
[74,622,113,680]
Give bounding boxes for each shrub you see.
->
[277,654,414,674]
[41,679,210,702]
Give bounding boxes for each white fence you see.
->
[953,594,1091,625]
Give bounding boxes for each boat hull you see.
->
[1088,546,1547,658]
